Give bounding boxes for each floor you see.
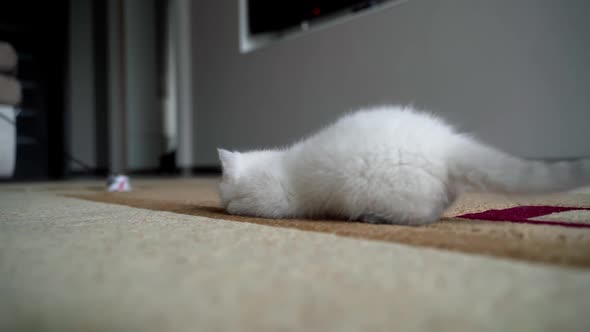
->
[1,178,590,331]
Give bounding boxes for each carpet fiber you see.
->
[69,178,590,268]
[2,180,590,332]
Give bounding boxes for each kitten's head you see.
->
[217,148,291,218]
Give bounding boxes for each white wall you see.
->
[191,0,590,166]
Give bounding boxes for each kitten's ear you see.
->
[217,148,239,177]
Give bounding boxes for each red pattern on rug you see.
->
[457,206,590,228]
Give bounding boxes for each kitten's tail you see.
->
[449,135,590,193]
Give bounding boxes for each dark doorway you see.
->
[0,1,69,180]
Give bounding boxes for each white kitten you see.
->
[218,105,590,225]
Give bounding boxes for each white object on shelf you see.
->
[0,105,15,177]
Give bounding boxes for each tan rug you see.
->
[70,178,590,268]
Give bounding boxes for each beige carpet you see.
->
[1,179,590,332]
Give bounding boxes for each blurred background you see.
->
[1,0,589,181]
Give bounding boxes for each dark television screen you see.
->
[248,0,390,34]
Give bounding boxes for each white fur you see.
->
[218,105,590,225]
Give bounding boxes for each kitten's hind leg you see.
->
[359,208,442,226]
[358,213,392,224]
[359,192,452,226]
